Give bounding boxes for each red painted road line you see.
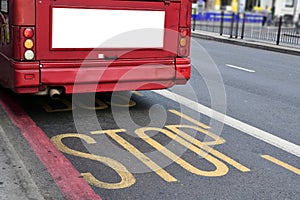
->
[0,91,101,200]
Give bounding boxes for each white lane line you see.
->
[226,64,255,73]
[153,90,300,158]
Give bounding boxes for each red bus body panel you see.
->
[13,0,35,25]
[0,0,191,94]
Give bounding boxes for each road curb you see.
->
[192,31,300,56]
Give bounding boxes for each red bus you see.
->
[0,0,191,97]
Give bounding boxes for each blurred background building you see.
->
[194,0,300,23]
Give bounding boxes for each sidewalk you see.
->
[0,124,44,200]
[192,30,300,56]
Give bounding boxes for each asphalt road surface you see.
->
[0,39,299,200]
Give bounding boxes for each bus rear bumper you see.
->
[8,61,40,94]
[11,58,190,94]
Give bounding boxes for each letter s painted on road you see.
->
[51,133,136,189]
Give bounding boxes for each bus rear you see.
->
[0,0,192,95]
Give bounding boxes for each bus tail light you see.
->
[24,39,34,49]
[24,50,35,60]
[178,28,189,57]
[23,28,34,38]
[21,27,35,60]
[180,38,187,47]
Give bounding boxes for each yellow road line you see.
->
[136,127,229,177]
[166,125,250,172]
[131,91,144,97]
[169,109,210,129]
[261,155,300,175]
[41,99,73,112]
[74,97,108,110]
[51,133,136,189]
[91,129,177,182]
[105,94,136,108]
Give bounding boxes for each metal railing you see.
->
[192,12,300,47]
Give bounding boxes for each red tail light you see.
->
[178,28,190,57]
[23,28,34,38]
[21,27,35,60]
[180,29,188,37]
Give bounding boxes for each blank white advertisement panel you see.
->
[51,8,165,49]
